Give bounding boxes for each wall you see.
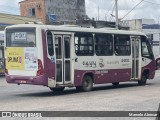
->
[20,0,46,23]
[45,0,86,23]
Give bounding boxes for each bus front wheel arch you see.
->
[138,71,149,86]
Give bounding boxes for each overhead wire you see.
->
[109,3,116,22]
[105,1,115,21]
[121,0,144,20]
[143,0,160,5]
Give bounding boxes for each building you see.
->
[120,19,160,58]
[19,0,87,24]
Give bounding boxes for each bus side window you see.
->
[95,34,113,56]
[74,32,94,56]
[114,35,131,56]
[47,31,54,56]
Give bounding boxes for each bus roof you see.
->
[5,24,146,36]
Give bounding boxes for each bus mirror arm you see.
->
[75,58,78,62]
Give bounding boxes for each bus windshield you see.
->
[6,28,36,47]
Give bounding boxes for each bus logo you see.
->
[99,58,105,68]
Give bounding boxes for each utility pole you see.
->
[98,6,99,21]
[115,0,119,29]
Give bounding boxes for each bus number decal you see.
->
[95,70,108,74]
[121,59,129,62]
[83,61,97,68]
[14,32,27,40]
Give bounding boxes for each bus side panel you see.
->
[42,30,56,79]
[74,68,131,86]
[95,69,131,84]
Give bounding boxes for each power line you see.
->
[105,1,115,21]
[143,0,160,6]
[109,3,116,22]
[121,0,144,20]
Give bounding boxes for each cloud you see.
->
[0,0,23,14]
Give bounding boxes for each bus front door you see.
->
[55,35,72,85]
[131,36,140,80]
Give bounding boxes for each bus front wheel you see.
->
[138,75,147,86]
[76,75,93,92]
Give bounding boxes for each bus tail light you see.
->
[36,59,44,76]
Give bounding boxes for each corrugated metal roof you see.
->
[0,13,41,24]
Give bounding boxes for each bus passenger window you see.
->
[95,34,113,56]
[64,37,70,58]
[47,31,54,56]
[114,35,131,56]
[74,33,94,56]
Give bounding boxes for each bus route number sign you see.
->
[14,32,27,40]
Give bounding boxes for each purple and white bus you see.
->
[4,24,157,92]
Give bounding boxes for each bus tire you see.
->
[77,75,93,92]
[112,82,119,86]
[50,87,65,92]
[138,74,147,86]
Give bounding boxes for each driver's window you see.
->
[142,42,149,57]
[141,36,153,59]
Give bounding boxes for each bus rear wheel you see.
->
[138,74,147,86]
[50,87,65,92]
[76,75,93,92]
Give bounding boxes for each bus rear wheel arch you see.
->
[76,75,93,92]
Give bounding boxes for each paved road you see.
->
[0,72,160,120]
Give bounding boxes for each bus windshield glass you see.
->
[6,28,36,47]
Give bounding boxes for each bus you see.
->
[4,24,158,92]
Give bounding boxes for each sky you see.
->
[0,0,160,23]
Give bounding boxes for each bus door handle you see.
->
[142,58,146,61]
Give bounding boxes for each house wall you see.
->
[45,0,86,23]
[20,0,46,23]
[20,0,86,24]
